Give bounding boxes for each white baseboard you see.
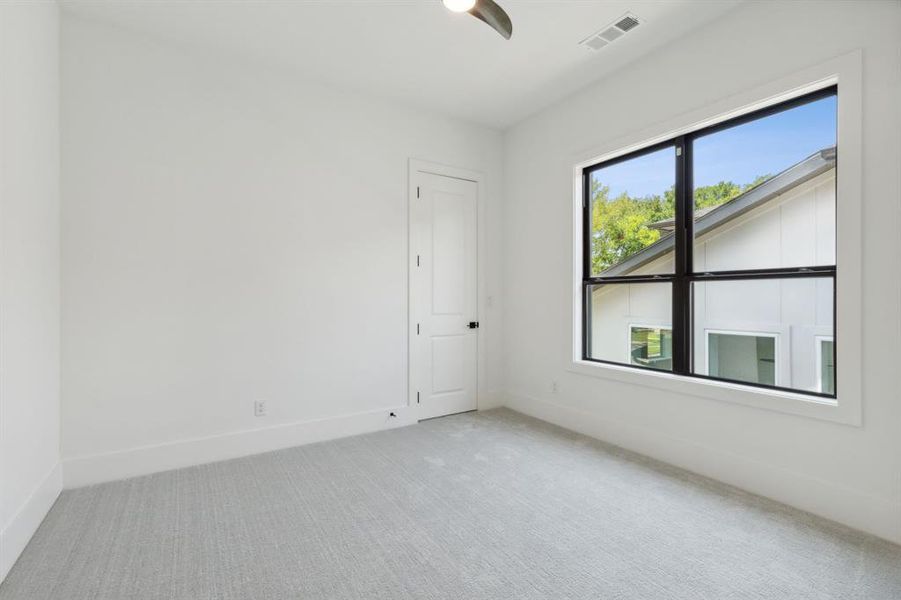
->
[63,406,416,489]
[0,462,63,583]
[505,392,901,546]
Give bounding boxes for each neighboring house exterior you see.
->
[590,148,836,394]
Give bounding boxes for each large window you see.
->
[582,87,837,397]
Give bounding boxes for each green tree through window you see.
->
[590,176,770,274]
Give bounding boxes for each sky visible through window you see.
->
[594,95,836,199]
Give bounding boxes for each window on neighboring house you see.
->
[707,331,777,386]
[630,325,672,371]
[818,336,835,395]
[582,86,837,397]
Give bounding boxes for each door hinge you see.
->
[416,323,420,335]
[416,254,420,267]
[416,186,420,198]
[416,391,420,404]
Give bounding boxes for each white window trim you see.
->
[568,51,863,427]
[816,335,835,394]
[704,329,780,387]
[627,323,672,367]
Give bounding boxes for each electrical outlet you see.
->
[254,400,267,417]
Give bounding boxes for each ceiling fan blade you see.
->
[470,0,513,39]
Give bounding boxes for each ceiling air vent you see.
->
[615,15,640,32]
[580,13,641,51]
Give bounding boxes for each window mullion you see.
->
[672,136,693,375]
[581,170,590,360]
[582,170,591,280]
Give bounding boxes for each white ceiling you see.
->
[61,0,743,129]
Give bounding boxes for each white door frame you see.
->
[408,158,483,419]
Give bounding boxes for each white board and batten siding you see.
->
[591,170,835,394]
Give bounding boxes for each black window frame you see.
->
[581,86,838,399]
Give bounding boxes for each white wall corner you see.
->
[504,392,901,546]
[0,463,63,583]
[62,407,416,489]
[477,389,505,410]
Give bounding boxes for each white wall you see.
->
[503,0,901,542]
[0,0,62,582]
[60,15,504,486]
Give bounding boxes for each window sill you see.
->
[567,359,859,426]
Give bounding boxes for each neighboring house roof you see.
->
[647,205,717,233]
[599,146,836,277]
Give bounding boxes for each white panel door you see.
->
[411,171,478,420]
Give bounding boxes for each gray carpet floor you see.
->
[2,408,900,599]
